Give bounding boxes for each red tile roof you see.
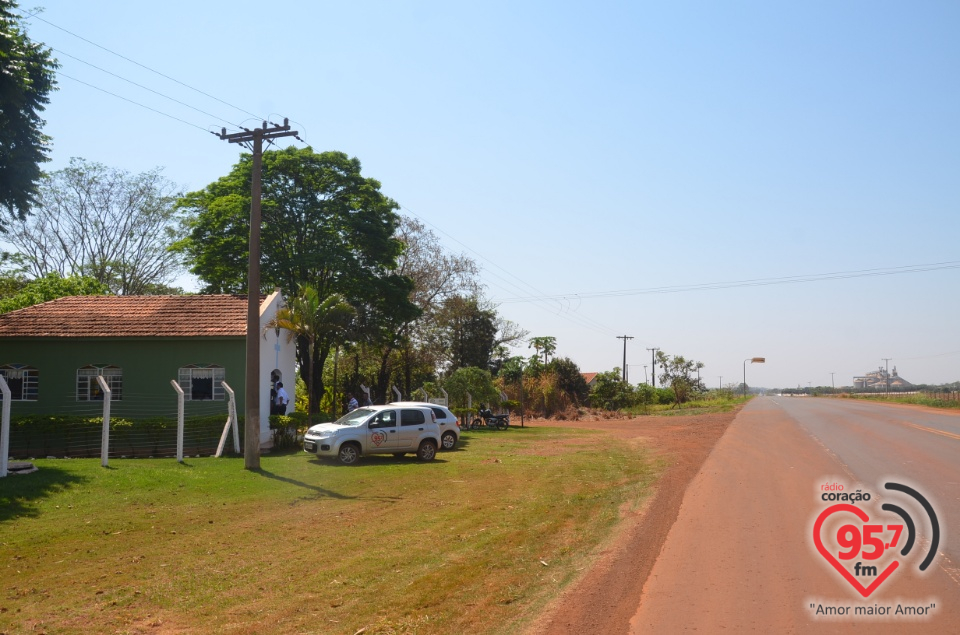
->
[582,372,598,384]
[0,295,263,338]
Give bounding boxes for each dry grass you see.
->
[0,425,658,635]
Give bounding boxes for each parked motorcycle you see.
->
[470,405,509,431]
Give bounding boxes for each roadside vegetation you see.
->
[834,391,960,410]
[0,426,659,635]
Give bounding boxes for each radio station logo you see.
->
[808,479,942,620]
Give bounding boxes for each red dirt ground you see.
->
[525,408,741,635]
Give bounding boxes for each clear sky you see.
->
[11,1,960,389]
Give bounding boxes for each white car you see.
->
[303,405,440,464]
[389,401,460,451]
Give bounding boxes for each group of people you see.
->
[270,382,372,416]
[345,391,372,412]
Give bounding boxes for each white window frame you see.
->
[0,364,39,401]
[178,364,225,401]
[77,365,123,401]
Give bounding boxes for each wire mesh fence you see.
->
[3,387,241,460]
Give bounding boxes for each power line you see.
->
[494,260,960,304]
[51,47,242,128]
[398,204,623,338]
[58,72,213,134]
[20,11,263,121]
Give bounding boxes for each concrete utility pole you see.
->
[882,358,892,394]
[647,347,660,388]
[830,372,835,390]
[617,336,634,382]
[218,119,298,470]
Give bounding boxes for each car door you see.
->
[397,408,429,451]
[365,409,398,452]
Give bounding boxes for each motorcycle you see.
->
[470,406,509,431]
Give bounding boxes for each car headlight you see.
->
[307,428,332,438]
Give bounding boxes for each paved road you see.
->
[631,397,960,634]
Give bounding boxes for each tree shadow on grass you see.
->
[0,465,88,523]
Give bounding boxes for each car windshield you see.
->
[332,408,375,427]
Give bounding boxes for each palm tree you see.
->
[265,285,355,415]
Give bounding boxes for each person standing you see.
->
[346,392,359,412]
[275,382,290,415]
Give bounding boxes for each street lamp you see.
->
[743,357,765,397]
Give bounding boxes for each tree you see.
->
[655,351,705,408]
[432,296,498,373]
[176,147,419,404]
[0,1,58,230]
[0,272,109,314]
[528,336,557,364]
[589,369,637,411]
[265,285,355,415]
[373,215,481,398]
[442,366,499,410]
[5,159,185,294]
[549,357,589,405]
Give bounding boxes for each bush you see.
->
[8,413,237,459]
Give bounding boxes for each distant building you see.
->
[853,366,913,390]
[581,372,598,388]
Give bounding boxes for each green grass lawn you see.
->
[0,425,659,635]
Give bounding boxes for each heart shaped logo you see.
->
[370,431,387,446]
[813,504,900,597]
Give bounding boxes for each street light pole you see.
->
[743,357,765,397]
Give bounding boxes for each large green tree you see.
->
[176,147,419,402]
[0,1,57,229]
[0,271,108,314]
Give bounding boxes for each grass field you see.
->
[0,424,659,635]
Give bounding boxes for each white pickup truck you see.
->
[303,405,441,464]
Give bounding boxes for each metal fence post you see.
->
[0,374,10,478]
[96,375,112,468]
[170,380,185,462]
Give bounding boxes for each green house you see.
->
[0,291,296,449]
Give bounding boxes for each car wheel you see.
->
[337,443,361,465]
[470,418,482,431]
[441,431,457,450]
[417,440,437,461]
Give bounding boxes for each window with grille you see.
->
[0,364,39,401]
[178,365,225,401]
[77,365,123,401]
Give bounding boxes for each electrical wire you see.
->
[398,203,624,338]
[20,11,263,121]
[494,260,960,304]
[57,72,213,134]
[51,47,242,128]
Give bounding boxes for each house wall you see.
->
[1,337,245,420]
[258,291,298,446]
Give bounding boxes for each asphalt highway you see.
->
[630,396,960,634]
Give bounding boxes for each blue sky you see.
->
[11,1,960,388]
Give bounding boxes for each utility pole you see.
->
[647,347,660,388]
[218,119,298,470]
[643,365,648,384]
[616,336,634,382]
[718,376,722,390]
[830,372,835,390]
[882,358,892,394]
